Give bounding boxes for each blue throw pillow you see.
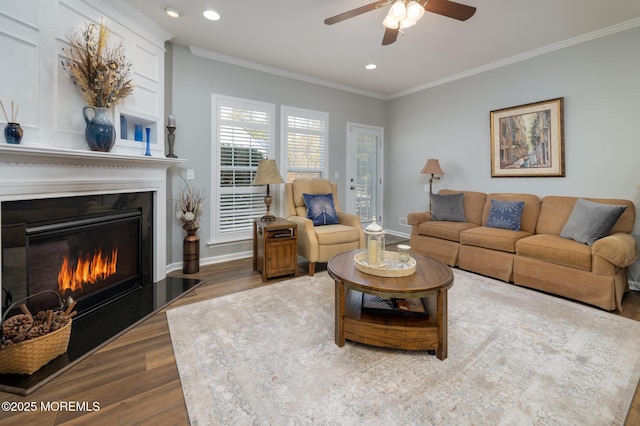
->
[485,199,525,231]
[303,193,339,226]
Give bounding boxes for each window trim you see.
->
[211,94,276,244]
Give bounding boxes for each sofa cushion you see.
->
[314,224,360,245]
[516,234,592,271]
[303,193,339,226]
[485,200,525,231]
[418,221,479,242]
[460,226,531,253]
[560,198,627,246]
[430,192,466,222]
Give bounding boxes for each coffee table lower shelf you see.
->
[337,287,446,359]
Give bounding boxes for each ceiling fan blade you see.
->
[424,0,476,21]
[324,0,390,25]
[381,27,399,45]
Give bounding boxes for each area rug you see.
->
[166,270,640,425]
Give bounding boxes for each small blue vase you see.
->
[145,127,151,156]
[4,123,23,144]
[82,106,115,152]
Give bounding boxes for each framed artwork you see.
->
[490,97,564,177]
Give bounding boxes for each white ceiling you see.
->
[123,0,640,99]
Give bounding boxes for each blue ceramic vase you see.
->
[4,123,23,144]
[82,106,116,152]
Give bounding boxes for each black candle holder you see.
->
[166,125,177,158]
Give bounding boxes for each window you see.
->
[212,95,275,242]
[281,106,328,182]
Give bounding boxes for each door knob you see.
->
[350,186,355,190]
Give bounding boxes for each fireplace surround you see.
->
[0,145,196,395]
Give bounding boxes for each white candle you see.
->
[168,115,176,126]
[369,239,377,265]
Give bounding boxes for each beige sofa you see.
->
[407,190,637,311]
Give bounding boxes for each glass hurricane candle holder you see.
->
[364,217,385,267]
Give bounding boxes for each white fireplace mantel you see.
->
[0,145,183,170]
[0,144,185,283]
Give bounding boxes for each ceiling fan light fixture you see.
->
[406,1,425,20]
[382,15,400,29]
[400,17,417,29]
[390,0,407,18]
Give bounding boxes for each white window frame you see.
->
[211,94,276,244]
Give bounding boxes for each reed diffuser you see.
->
[1,100,23,144]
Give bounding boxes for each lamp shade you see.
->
[253,159,284,185]
[420,158,444,175]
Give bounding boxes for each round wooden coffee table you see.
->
[328,250,454,360]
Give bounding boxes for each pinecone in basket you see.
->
[1,301,75,348]
[2,314,34,342]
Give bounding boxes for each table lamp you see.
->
[253,159,285,221]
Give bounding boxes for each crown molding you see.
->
[189,47,388,101]
[389,17,640,99]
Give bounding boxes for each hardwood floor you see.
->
[1,255,640,425]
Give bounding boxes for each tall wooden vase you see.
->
[183,228,200,274]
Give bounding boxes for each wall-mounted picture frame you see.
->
[490,97,564,177]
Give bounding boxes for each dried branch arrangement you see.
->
[0,100,18,123]
[61,19,134,108]
[176,182,205,231]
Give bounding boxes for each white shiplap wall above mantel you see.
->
[0,0,176,282]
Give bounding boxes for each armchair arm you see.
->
[337,212,365,248]
[287,216,319,262]
[592,233,638,267]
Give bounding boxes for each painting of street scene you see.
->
[490,98,564,177]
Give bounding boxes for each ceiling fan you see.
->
[324,0,476,45]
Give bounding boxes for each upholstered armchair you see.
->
[284,178,365,276]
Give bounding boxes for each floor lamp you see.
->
[420,158,445,211]
[253,159,285,221]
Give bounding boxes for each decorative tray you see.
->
[354,250,416,277]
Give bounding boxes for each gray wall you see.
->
[168,25,640,270]
[168,45,387,266]
[386,26,640,236]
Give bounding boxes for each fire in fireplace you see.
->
[25,210,141,315]
[57,244,119,294]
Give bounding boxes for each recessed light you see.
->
[165,7,181,18]
[365,64,377,70]
[203,9,221,21]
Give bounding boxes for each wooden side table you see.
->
[253,217,298,282]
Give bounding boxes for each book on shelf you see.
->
[361,294,428,317]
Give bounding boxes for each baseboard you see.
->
[165,250,253,274]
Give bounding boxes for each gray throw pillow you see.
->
[559,198,627,246]
[431,193,466,222]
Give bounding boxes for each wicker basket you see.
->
[0,290,72,375]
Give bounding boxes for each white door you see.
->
[345,123,384,226]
